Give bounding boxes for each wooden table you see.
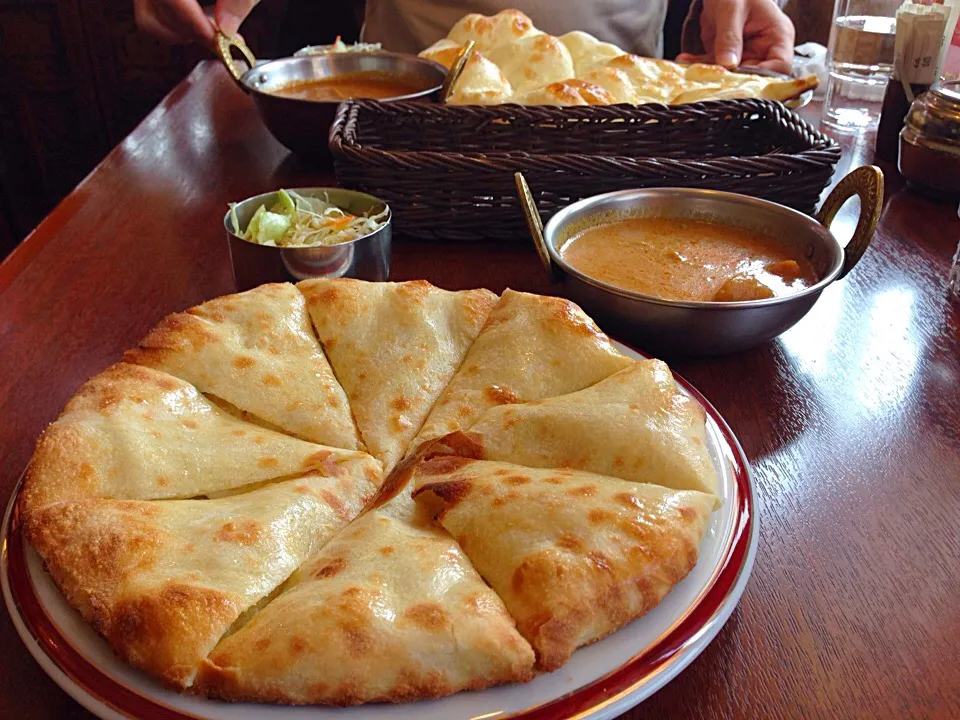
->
[1,61,958,719]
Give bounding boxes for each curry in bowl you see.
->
[559,216,817,303]
[271,70,432,102]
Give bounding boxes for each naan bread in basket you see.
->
[420,8,817,106]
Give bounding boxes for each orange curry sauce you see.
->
[271,72,426,101]
[560,217,817,302]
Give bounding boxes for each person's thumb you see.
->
[710,0,746,68]
[215,0,258,36]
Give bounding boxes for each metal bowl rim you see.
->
[223,187,392,250]
[238,54,446,104]
[543,187,843,310]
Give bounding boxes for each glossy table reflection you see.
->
[1,62,958,720]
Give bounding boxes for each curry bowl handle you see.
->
[815,165,884,280]
[216,31,257,85]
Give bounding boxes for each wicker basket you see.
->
[330,99,841,241]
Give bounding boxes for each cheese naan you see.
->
[411,289,632,451]
[21,363,381,512]
[197,489,534,704]
[125,283,362,450]
[447,8,539,53]
[486,33,575,94]
[558,31,624,75]
[432,359,719,497]
[297,279,497,472]
[420,40,514,105]
[412,458,715,670]
[25,475,373,687]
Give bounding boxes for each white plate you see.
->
[2,342,757,720]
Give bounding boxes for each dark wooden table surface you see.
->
[1,61,958,719]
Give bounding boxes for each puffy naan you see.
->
[432,359,719,497]
[412,289,632,451]
[413,458,715,670]
[197,488,534,704]
[558,31,624,75]
[25,475,373,687]
[514,78,615,106]
[447,8,539,53]
[125,283,362,450]
[21,363,381,512]
[297,279,497,472]
[420,40,514,105]
[486,33,575,94]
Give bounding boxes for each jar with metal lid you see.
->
[899,81,960,200]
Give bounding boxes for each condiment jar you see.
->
[899,81,960,200]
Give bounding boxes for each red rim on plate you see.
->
[3,354,754,720]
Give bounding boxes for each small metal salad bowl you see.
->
[215,32,448,163]
[224,187,391,291]
[515,166,884,356]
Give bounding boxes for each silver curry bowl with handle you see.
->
[517,166,884,356]
[215,32,448,164]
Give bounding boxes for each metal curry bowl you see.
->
[215,33,446,164]
[224,187,391,292]
[519,166,884,356]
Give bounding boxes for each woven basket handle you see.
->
[815,165,884,280]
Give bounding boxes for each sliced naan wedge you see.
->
[196,486,535,705]
[25,474,374,688]
[432,359,718,496]
[124,283,362,450]
[412,289,632,451]
[412,458,715,670]
[297,279,497,472]
[21,363,382,513]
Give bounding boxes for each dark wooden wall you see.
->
[0,0,829,261]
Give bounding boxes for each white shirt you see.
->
[362,0,668,58]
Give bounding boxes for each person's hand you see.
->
[677,0,795,75]
[134,0,258,46]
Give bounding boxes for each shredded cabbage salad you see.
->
[232,189,388,247]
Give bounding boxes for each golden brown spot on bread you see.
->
[567,484,598,497]
[253,636,271,652]
[588,507,615,524]
[544,476,564,485]
[214,519,261,544]
[181,419,197,429]
[614,492,642,508]
[288,636,308,656]
[232,355,255,370]
[319,489,348,520]
[417,479,472,507]
[155,475,169,487]
[588,550,613,571]
[390,395,411,411]
[417,455,473,475]
[491,496,506,507]
[231,428,246,437]
[556,533,583,551]
[257,456,280,469]
[314,557,347,578]
[484,384,520,405]
[379,545,395,556]
[504,474,530,486]
[403,602,449,630]
[262,373,281,386]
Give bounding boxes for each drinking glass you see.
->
[824,0,902,131]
